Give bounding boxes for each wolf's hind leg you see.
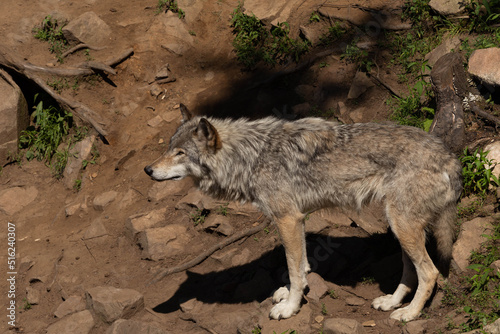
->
[372,251,417,311]
[270,213,308,320]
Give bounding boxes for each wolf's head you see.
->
[144,104,222,181]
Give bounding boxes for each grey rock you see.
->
[147,176,192,202]
[62,12,111,46]
[93,190,118,211]
[425,36,461,68]
[86,286,144,323]
[244,0,303,25]
[146,12,194,55]
[19,256,34,273]
[306,272,328,302]
[323,318,366,334]
[204,214,235,236]
[63,135,96,189]
[484,317,500,334]
[469,47,500,86]
[429,0,465,15]
[107,319,171,334]
[136,225,189,260]
[0,69,29,165]
[0,186,38,216]
[403,319,429,334]
[46,310,94,334]
[348,71,375,99]
[176,189,218,210]
[54,295,86,318]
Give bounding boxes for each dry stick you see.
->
[147,219,271,286]
[52,43,105,63]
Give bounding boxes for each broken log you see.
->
[429,52,466,153]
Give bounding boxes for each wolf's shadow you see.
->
[152,232,403,314]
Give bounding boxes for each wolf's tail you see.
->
[432,166,462,277]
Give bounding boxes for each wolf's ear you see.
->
[194,118,222,153]
[180,103,193,123]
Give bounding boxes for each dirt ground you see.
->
[0,0,493,333]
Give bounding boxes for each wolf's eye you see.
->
[175,150,185,156]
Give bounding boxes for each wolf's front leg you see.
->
[269,213,308,320]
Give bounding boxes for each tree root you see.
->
[147,219,271,286]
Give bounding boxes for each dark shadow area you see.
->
[152,231,404,314]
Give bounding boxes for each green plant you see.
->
[340,39,373,71]
[361,276,375,285]
[19,97,72,164]
[309,12,321,22]
[460,148,500,197]
[230,3,309,69]
[84,48,93,61]
[156,0,185,18]
[252,327,262,334]
[47,78,69,94]
[328,289,338,299]
[217,203,229,216]
[82,144,99,169]
[32,15,68,62]
[387,81,434,129]
[191,208,209,226]
[189,30,196,36]
[73,178,82,191]
[22,298,32,310]
[321,303,328,315]
[319,22,346,45]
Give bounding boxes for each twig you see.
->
[147,219,271,285]
[469,102,500,127]
[81,238,97,262]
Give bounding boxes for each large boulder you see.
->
[468,47,500,87]
[0,69,29,165]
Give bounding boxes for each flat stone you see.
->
[323,318,366,334]
[345,296,366,306]
[83,219,108,240]
[26,286,40,305]
[136,225,189,260]
[46,310,95,334]
[126,208,168,238]
[484,141,500,181]
[147,178,192,202]
[348,71,374,99]
[93,190,118,211]
[86,286,144,323]
[147,115,164,127]
[484,317,500,334]
[244,0,303,25]
[54,295,86,318]
[469,47,500,86]
[62,12,111,47]
[0,186,38,216]
[106,319,170,334]
[425,36,461,68]
[403,319,429,334]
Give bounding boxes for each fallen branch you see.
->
[50,43,105,64]
[469,102,500,127]
[147,219,271,285]
[0,45,133,138]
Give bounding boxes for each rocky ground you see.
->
[1,0,500,333]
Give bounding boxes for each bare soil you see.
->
[1,0,497,333]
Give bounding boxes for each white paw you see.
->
[372,294,401,311]
[389,306,420,322]
[269,300,300,320]
[272,286,290,304]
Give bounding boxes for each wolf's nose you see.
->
[144,165,153,176]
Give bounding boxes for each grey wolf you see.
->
[144,104,462,321]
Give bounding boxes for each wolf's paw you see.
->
[389,305,420,322]
[272,286,290,304]
[269,300,300,320]
[371,294,401,311]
